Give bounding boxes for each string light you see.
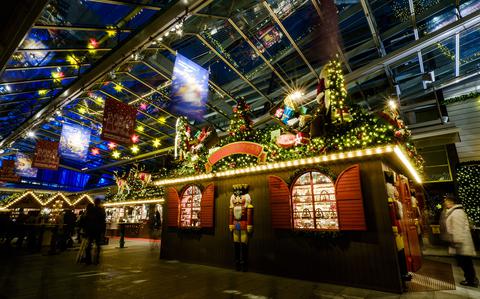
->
[71,194,94,206]
[153,145,418,186]
[2,191,93,209]
[38,89,48,96]
[103,198,164,207]
[457,164,480,225]
[27,131,35,138]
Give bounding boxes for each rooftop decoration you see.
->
[159,59,423,181]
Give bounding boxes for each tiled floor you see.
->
[0,240,479,299]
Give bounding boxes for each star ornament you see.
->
[107,142,117,150]
[139,103,148,110]
[91,148,100,156]
[113,83,123,92]
[131,145,139,154]
[153,139,161,148]
[131,134,140,143]
[112,151,121,159]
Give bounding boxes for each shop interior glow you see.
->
[103,198,164,207]
[1,191,94,209]
[154,145,422,186]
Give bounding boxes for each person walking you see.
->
[442,195,478,287]
[84,199,106,265]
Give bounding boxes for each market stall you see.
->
[0,191,94,220]
[158,144,421,293]
[154,60,424,293]
[103,165,164,238]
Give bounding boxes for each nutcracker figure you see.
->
[229,184,253,271]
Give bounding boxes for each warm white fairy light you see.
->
[2,192,95,209]
[103,198,164,207]
[152,145,418,186]
[71,194,94,206]
[394,146,422,183]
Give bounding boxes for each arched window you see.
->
[179,185,202,228]
[291,171,338,230]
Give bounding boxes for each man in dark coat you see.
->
[84,199,106,264]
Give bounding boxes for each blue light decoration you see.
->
[59,123,91,161]
[15,152,38,178]
[170,53,209,121]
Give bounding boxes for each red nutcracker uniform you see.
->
[229,184,253,271]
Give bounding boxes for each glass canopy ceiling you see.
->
[0,0,479,191]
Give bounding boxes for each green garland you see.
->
[456,162,480,226]
[164,104,423,177]
[442,91,480,106]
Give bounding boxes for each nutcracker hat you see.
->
[232,184,249,192]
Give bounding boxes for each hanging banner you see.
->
[59,123,91,161]
[32,140,60,170]
[101,98,137,145]
[170,53,209,121]
[0,160,20,182]
[15,153,38,178]
[251,25,282,58]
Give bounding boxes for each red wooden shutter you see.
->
[335,164,367,231]
[200,183,215,228]
[166,187,179,227]
[268,176,292,229]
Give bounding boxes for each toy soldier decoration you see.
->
[229,184,253,271]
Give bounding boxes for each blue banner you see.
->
[170,53,209,121]
[15,153,38,178]
[59,123,91,161]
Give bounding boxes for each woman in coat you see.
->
[442,196,478,287]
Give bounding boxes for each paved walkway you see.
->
[0,240,479,299]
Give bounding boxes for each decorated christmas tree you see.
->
[175,116,192,160]
[225,98,254,143]
[457,163,480,225]
[326,58,348,122]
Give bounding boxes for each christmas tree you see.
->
[225,98,254,143]
[326,58,348,122]
[175,116,192,160]
[457,163,480,225]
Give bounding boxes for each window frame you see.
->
[290,169,339,231]
[178,184,203,228]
